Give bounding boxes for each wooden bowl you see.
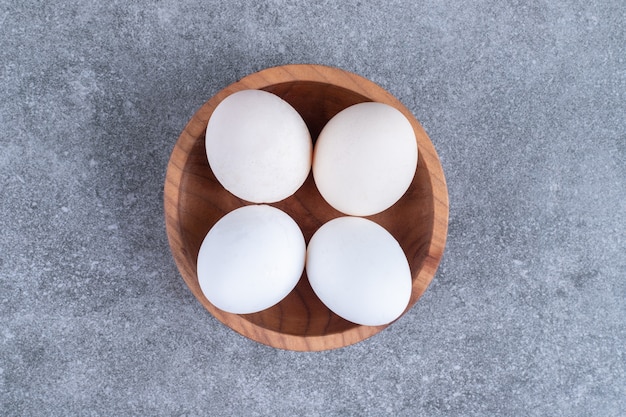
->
[164,64,448,351]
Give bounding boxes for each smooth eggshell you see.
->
[312,102,417,216]
[306,216,412,326]
[197,205,306,314]
[205,89,312,203]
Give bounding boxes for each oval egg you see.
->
[312,102,417,216]
[306,216,412,326]
[197,204,306,314]
[205,89,312,203]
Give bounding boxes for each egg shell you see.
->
[312,102,418,216]
[306,216,412,326]
[205,89,312,203]
[197,205,306,314]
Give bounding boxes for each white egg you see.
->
[313,102,418,216]
[205,89,312,203]
[306,216,412,326]
[197,204,305,314]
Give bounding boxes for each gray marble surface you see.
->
[1,1,624,416]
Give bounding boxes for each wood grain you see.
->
[164,64,449,351]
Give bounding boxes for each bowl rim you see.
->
[164,64,449,351]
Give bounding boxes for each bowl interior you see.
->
[166,65,447,350]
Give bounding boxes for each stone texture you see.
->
[1,1,624,415]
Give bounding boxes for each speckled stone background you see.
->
[1,1,624,416]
